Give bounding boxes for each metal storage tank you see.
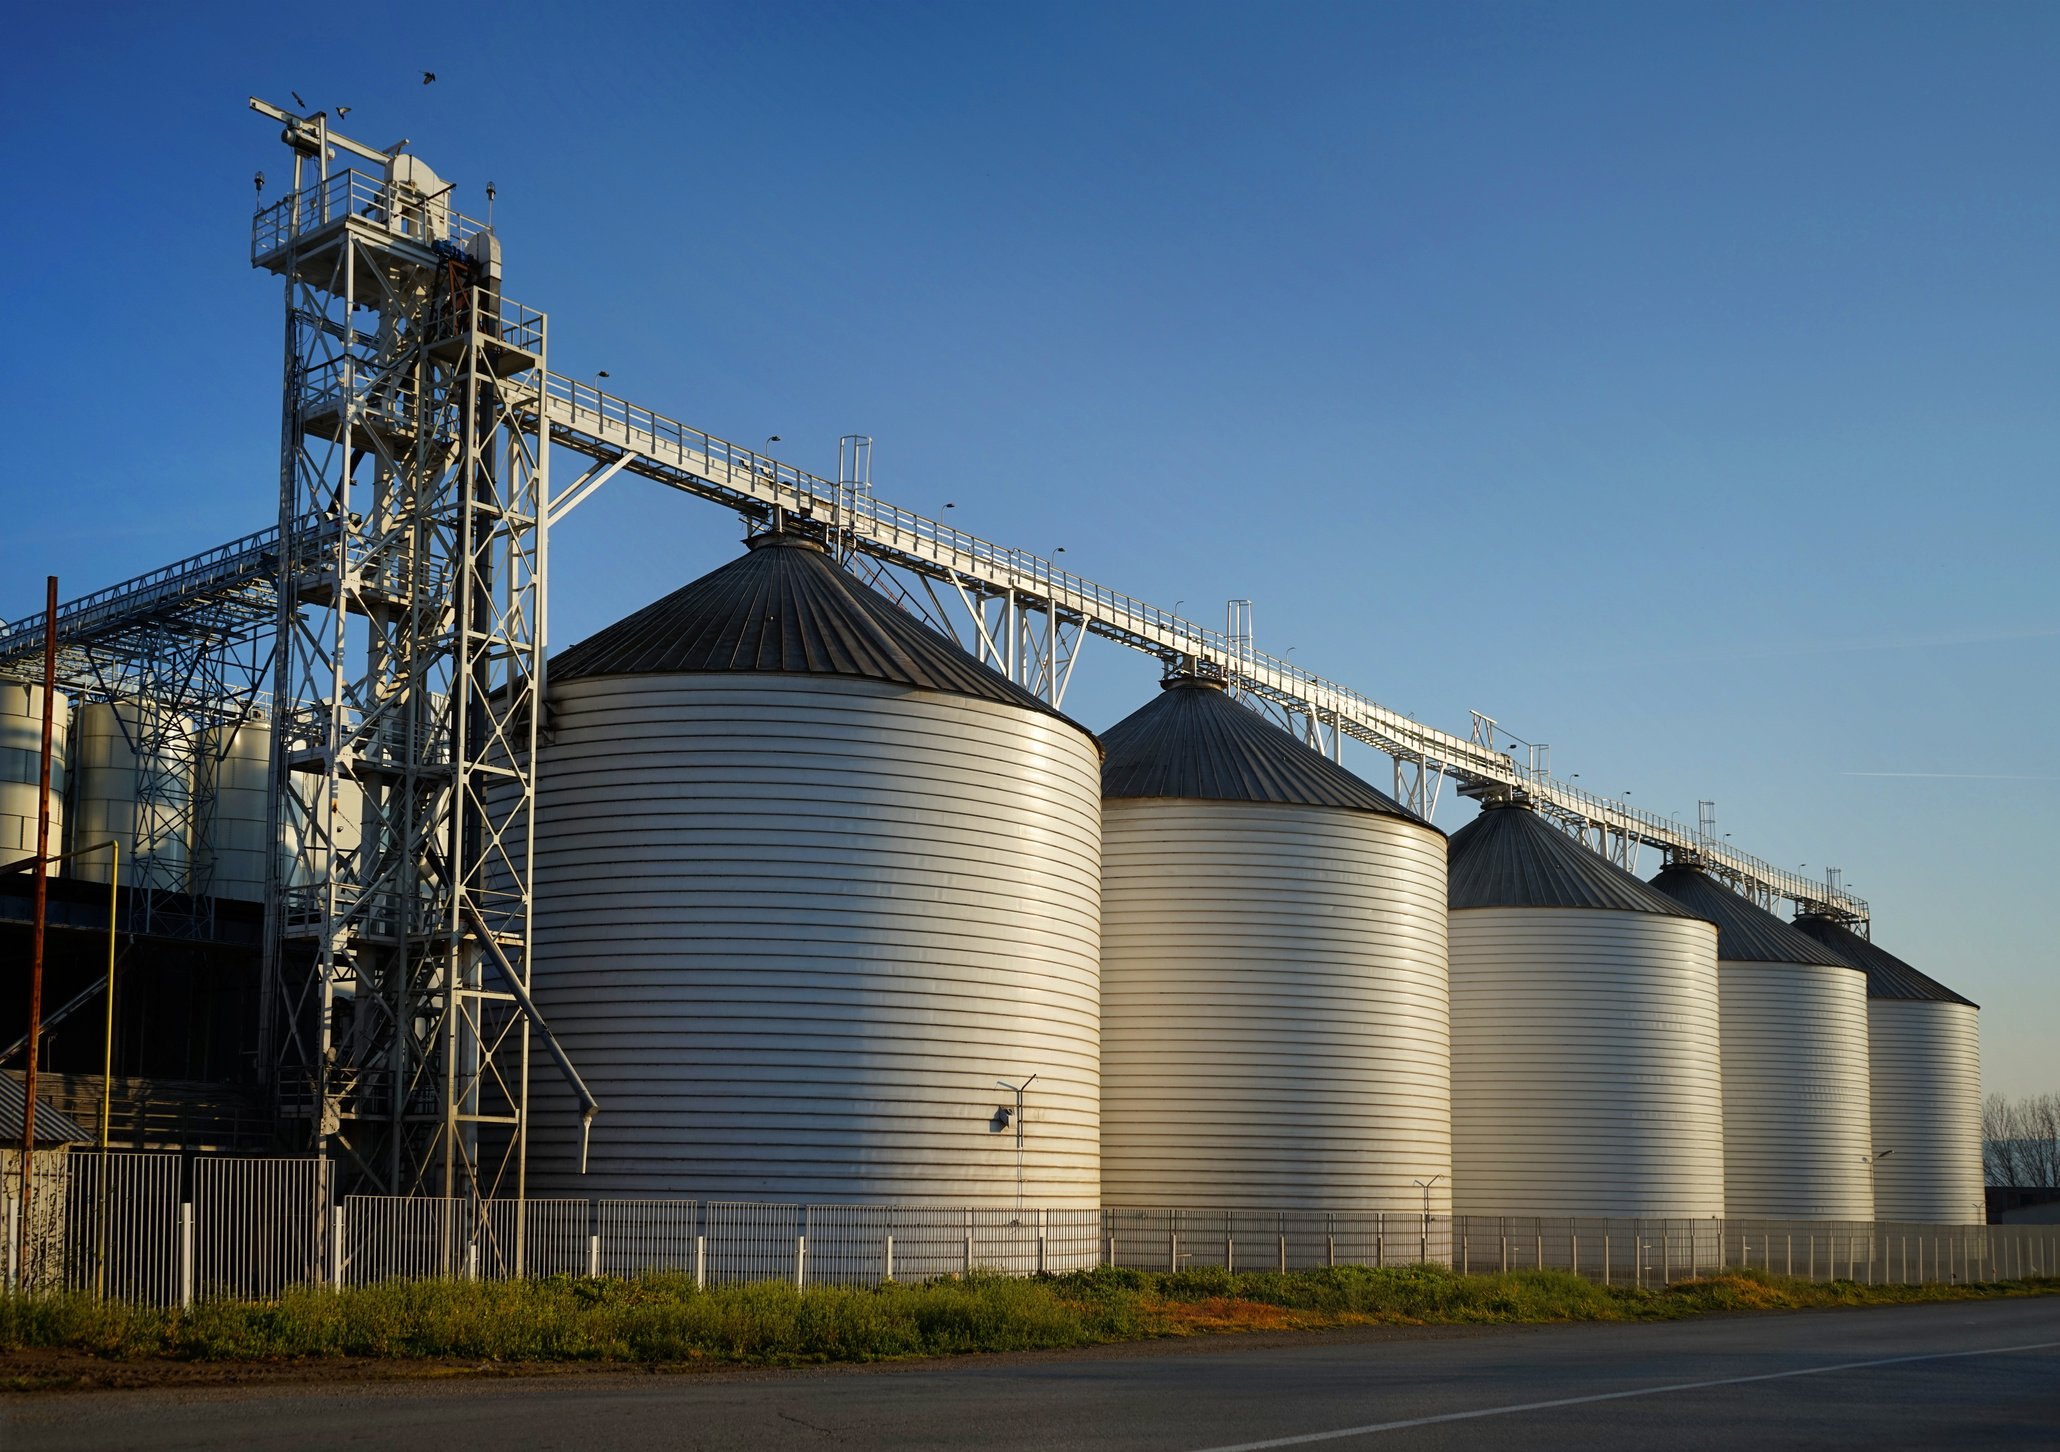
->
[1791,915,1984,1225]
[1448,800,1724,1218]
[193,714,272,901]
[1098,672,1450,1211]
[1,682,66,865]
[71,701,193,890]
[523,530,1103,1205]
[1649,865,1873,1220]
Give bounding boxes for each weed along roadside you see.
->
[3,1265,2057,1384]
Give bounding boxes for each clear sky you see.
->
[3,3,2054,1093]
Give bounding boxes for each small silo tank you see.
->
[72,701,194,890]
[1649,865,1873,1220]
[1097,673,1450,1211]
[1791,915,1983,1225]
[1,682,67,863]
[1447,801,1724,1218]
[194,714,272,901]
[524,530,1103,1206]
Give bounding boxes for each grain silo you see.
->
[1648,864,1872,1220]
[1,682,66,864]
[1791,914,1983,1225]
[72,701,193,889]
[193,713,271,901]
[1447,800,1723,1218]
[522,529,1103,1206]
[1097,671,1449,1211]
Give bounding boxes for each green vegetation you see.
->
[3,1265,2054,1370]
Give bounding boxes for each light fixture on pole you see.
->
[996,1075,1038,1217]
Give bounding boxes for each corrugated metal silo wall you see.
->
[194,718,270,901]
[1450,908,1724,1217]
[1718,961,1874,1219]
[522,673,1102,1206]
[72,701,191,889]
[1099,800,1450,1210]
[0,683,65,861]
[1867,1000,1984,1224]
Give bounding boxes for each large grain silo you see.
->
[1648,864,1872,1220]
[72,701,193,889]
[194,714,271,901]
[1791,914,1983,1225]
[1,682,66,864]
[1097,672,1449,1211]
[1447,800,1724,1218]
[522,529,1103,1206]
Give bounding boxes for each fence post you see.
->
[4,1196,17,1290]
[1570,1222,1579,1279]
[588,1234,600,1279]
[1225,1236,1235,1274]
[1277,1234,1287,1274]
[1105,1230,1116,1269]
[179,1201,195,1310]
[1326,1234,1335,1269]
[796,1234,808,1290]
[1167,1231,1178,1273]
[694,1234,707,1290]
[1662,1228,1670,1285]
[1037,1232,1046,1276]
[884,1234,894,1284]
[1601,1229,1610,1287]
[331,1203,346,1289]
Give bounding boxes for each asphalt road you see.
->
[7,1298,2058,1451]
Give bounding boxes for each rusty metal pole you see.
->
[18,575,57,1282]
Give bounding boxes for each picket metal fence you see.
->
[5,1152,2056,1305]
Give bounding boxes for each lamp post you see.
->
[1413,1176,1443,1266]
[996,1075,1037,1217]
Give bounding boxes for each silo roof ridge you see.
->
[1647,864,1857,968]
[1099,679,1431,823]
[547,532,1094,735]
[1789,914,1978,1006]
[1447,802,1709,917]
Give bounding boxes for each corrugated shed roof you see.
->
[1648,865,1858,969]
[1790,915,1978,1006]
[1448,802,1708,918]
[1100,678,1430,823]
[549,532,1090,734]
[0,1076,92,1145]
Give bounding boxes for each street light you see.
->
[1413,1176,1443,1265]
[996,1075,1038,1215]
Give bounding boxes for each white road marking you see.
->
[1187,1339,2060,1450]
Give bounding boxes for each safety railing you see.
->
[252,169,490,264]
[9,1156,2055,1304]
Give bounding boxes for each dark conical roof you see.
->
[548,533,1089,733]
[1099,677,1429,823]
[1448,801,1707,917]
[1790,915,1977,1007]
[1648,865,1856,968]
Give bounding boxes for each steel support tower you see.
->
[251,102,555,1198]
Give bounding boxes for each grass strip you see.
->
[3,1265,2055,1368]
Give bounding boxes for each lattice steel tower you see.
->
[250,101,549,1198]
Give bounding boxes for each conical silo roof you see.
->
[1648,864,1856,967]
[1790,915,1977,1007]
[1447,800,1704,916]
[1099,676,1428,822]
[548,531,1088,731]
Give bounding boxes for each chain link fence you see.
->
[7,1152,2056,1304]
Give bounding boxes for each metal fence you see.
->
[6,1153,2057,1305]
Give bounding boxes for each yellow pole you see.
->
[96,840,117,1299]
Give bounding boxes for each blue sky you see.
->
[3,3,2054,1093]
